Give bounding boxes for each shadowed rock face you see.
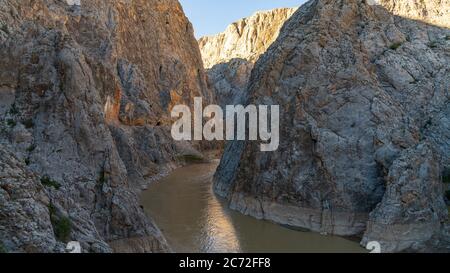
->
[205,58,254,107]
[0,0,211,253]
[199,8,297,107]
[214,0,450,252]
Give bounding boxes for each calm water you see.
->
[140,161,366,253]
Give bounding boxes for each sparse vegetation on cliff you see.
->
[213,0,450,253]
[0,23,8,34]
[40,176,61,190]
[97,168,106,185]
[6,119,16,128]
[8,104,18,115]
[54,217,71,243]
[26,144,36,153]
[0,242,6,253]
[0,0,209,253]
[443,169,450,184]
[48,203,72,243]
[428,41,438,48]
[389,42,402,50]
[177,154,206,163]
[22,119,34,129]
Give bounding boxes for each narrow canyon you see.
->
[0,0,449,253]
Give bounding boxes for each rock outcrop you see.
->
[375,0,450,28]
[199,8,297,69]
[199,8,296,106]
[0,0,211,253]
[214,0,450,252]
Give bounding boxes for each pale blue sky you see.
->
[179,0,306,38]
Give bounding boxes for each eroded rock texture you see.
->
[199,8,297,69]
[214,0,450,252]
[376,0,450,28]
[0,0,211,253]
[199,8,296,106]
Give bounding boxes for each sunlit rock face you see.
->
[199,8,296,106]
[214,0,450,252]
[0,0,211,253]
[199,8,297,69]
[377,0,450,28]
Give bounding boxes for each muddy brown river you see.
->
[140,160,366,253]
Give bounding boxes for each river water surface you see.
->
[140,161,366,253]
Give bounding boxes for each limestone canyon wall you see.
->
[199,8,297,106]
[214,0,450,252]
[0,0,211,253]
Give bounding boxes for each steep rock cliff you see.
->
[0,0,211,253]
[199,8,296,106]
[199,8,297,69]
[214,0,450,252]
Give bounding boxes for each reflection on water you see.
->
[140,161,366,253]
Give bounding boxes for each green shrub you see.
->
[0,24,8,34]
[444,174,450,184]
[48,203,72,243]
[389,42,402,50]
[446,190,450,201]
[9,104,18,115]
[176,154,205,163]
[0,242,6,253]
[6,119,16,128]
[22,119,34,129]
[26,144,36,153]
[25,158,30,165]
[48,203,57,216]
[443,169,450,184]
[446,35,450,41]
[98,170,106,185]
[54,217,72,243]
[40,176,61,190]
[428,41,438,48]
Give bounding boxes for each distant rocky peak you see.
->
[198,7,297,69]
[377,0,449,28]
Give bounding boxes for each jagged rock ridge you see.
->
[199,8,297,69]
[0,0,211,253]
[214,0,450,252]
